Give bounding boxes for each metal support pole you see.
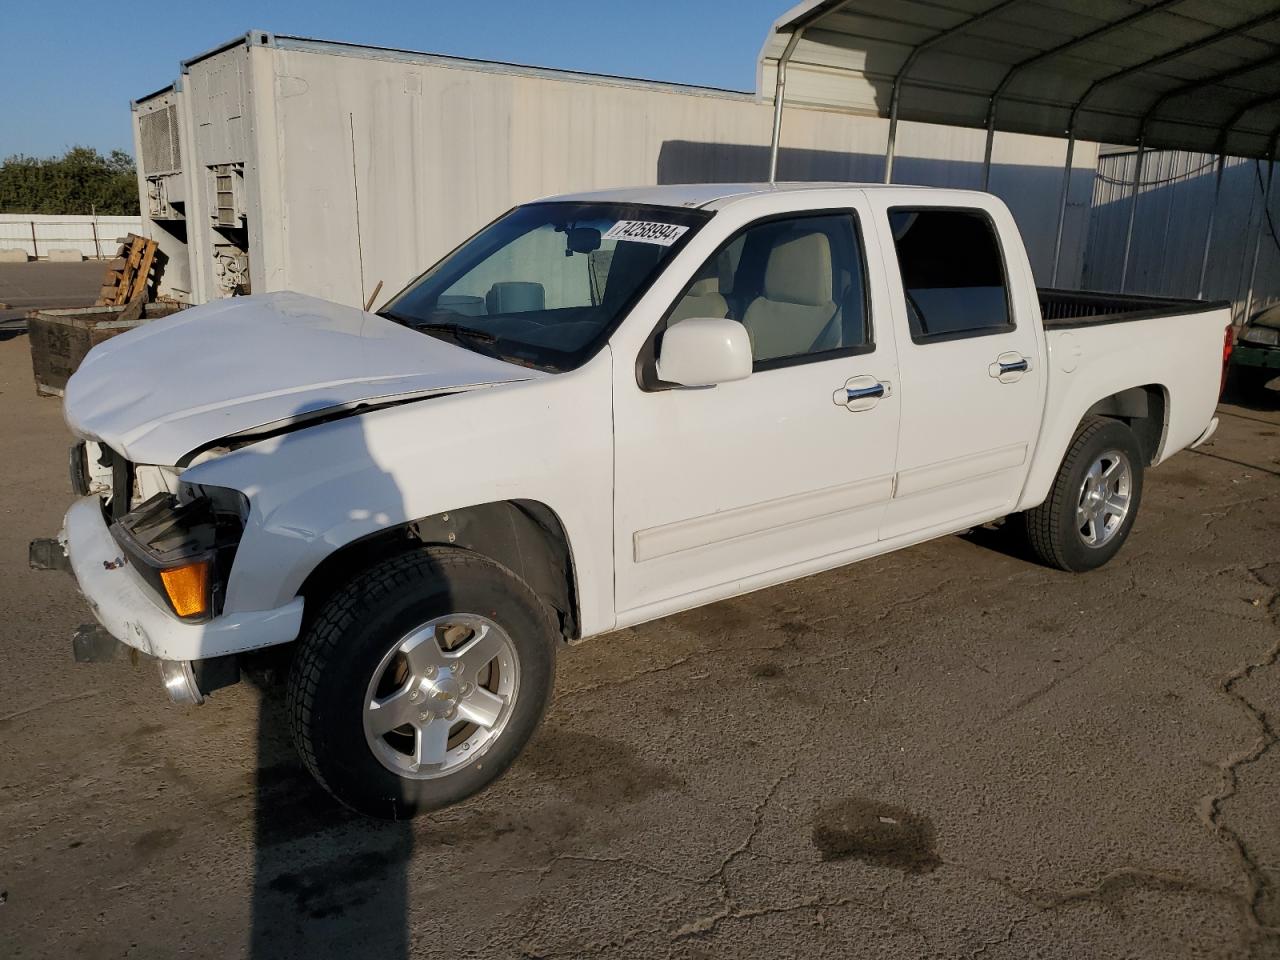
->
[1050,134,1076,287]
[885,113,896,185]
[30,220,38,261]
[1197,154,1226,299]
[1120,140,1145,293]
[881,0,1026,186]
[767,28,804,185]
[884,94,900,184]
[982,114,996,191]
[1243,155,1274,324]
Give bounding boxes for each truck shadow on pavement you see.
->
[957,521,1040,565]
[218,401,416,960]
[248,684,412,960]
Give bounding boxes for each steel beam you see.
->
[1243,151,1275,324]
[1066,10,1280,147]
[982,0,1181,189]
[1214,92,1280,158]
[884,0,1027,184]
[1198,154,1227,299]
[1141,50,1280,142]
[1194,96,1280,298]
[1050,135,1075,286]
[767,28,805,184]
[1120,140,1146,293]
[982,119,995,192]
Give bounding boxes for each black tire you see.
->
[1016,416,1145,573]
[287,546,558,819]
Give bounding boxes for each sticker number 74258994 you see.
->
[602,220,690,246]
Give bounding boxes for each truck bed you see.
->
[1038,288,1230,329]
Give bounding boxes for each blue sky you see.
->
[1,0,788,159]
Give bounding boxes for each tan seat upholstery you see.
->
[668,277,730,326]
[742,231,837,362]
[485,281,545,315]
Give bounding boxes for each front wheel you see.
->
[287,546,558,819]
[1016,416,1145,572]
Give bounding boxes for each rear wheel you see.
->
[287,546,558,819]
[1017,416,1145,572]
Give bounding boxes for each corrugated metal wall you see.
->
[1083,149,1279,322]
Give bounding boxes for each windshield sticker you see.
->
[603,220,689,246]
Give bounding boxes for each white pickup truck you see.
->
[35,183,1230,818]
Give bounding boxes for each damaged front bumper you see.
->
[31,496,305,704]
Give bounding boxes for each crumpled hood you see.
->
[65,291,544,465]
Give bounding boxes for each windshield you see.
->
[381,201,710,371]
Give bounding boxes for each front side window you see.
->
[888,208,1012,342]
[664,212,869,369]
[383,202,708,371]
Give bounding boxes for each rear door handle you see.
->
[834,375,892,412]
[847,383,884,400]
[989,352,1032,383]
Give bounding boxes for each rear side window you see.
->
[888,209,1012,343]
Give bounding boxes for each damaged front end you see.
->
[31,440,260,704]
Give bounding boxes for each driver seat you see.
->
[742,231,837,362]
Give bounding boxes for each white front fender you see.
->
[181,357,617,638]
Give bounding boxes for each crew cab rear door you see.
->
[868,196,1046,540]
[610,193,901,620]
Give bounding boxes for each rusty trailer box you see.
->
[28,303,183,397]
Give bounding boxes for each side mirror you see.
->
[656,318,752,387]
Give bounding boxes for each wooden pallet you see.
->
[96,234,159,307]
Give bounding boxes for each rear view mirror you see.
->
[566,227,601,255]
[656,318,752,387]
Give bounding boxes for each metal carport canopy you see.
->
[760,0,1280,296]
[761,0,1280,164]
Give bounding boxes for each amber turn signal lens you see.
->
[159,561,211,618]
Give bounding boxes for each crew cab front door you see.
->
[611,200,901,621]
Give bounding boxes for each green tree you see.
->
[0,147,139,215]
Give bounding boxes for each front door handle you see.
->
[989,351,1032,383]
[834,375,892,412]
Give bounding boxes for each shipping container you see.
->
[133,32,1100,310]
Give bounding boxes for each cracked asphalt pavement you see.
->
[0,331,1277,959]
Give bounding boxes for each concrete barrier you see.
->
[47,249,85,262]
[0,249,31,263]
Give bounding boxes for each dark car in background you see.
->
[1234,304,1280,404]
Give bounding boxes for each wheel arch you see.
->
[1081,383,1169,466]
[296,499,580,640]
[1020,382,1169,511]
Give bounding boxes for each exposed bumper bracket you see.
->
[29,537,70,573]
[73,623,135,663]
[61,495,304,663]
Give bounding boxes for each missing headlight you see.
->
[109,487,247,622]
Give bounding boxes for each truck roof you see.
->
[538,182,991,210]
